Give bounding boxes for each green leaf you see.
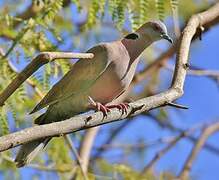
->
[0,108,9,135]
[156,0,165,21]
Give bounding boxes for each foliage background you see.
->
[0,0,219,179]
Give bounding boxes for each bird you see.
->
[14,20,172,167]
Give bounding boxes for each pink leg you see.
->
[88,96,111,117]
[106,103,129,115]
[88,96,129,117]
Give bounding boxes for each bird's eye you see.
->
[153,24,160,31]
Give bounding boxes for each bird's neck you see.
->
[121,34,152,64]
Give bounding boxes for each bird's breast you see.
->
[89,41,139,104]
[89,63,125,104]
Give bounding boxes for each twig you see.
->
[94,136,179,150]
[27,163,74,173]
[132,43,177,86]
[141,124,204,174]
[0,48,45,99]
[73,90,133,179]
[8,59,45,98]
[177,122,219,180]
[166,102,189,109]
[1,154,73,172]
[142,133,185,174]
[171,2,181,38]
[64,135,88,180]
[78,127,99,173]
[147,113,219,156]
[92,120,133,160]
[165,63,219,79]
[2,26,30,60]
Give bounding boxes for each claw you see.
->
[96,102,111,118]
[106,103,129,115]
[88,96,110,118]
[120,103,129,114]
[88,96,130,117]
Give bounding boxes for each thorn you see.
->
[183,63,190,70]
[59,133,64,137]
[166,102,189,109]
[198,25,205,40]
[128,104,144,116]
[197,14,205,41]
[84,116,92,126]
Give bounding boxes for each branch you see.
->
[0,88,180,152]
[165,63,219,82]
[78,127,99,173]
[94,136,177,150]
[0,48,45,99]
[132,43,177,86]
[92,120,133,159]
[0,2,219,153]
[147,113,219,156]
[141,124,204,174]
[0,52,94,106]
[64,135,88,180]
[177,122,219,180]
[75,87,133,177]
[142,132,185,174]
[1,154,73,172]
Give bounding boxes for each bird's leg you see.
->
[106,103,130,115]
[88,96,129,116]
[88,96,111,118]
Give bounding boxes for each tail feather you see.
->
[15,113,51,168]
[15,138,51,168]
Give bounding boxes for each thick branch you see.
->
[0,88,180,152]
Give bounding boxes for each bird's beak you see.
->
[161,34,173,44]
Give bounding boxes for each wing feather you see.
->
[30,44,110,114]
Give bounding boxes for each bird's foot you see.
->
[88,96,110,118]
[106,103,130,115]
[88,96,130,117]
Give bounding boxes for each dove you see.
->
[15,20,172,167]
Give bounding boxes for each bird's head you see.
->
[137,20,173,43]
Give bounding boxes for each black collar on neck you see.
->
[124,33,139,40]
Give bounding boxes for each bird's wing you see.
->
[30,44,111,114]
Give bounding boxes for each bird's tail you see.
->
[15,113,51,168]
[15,138,51,167]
